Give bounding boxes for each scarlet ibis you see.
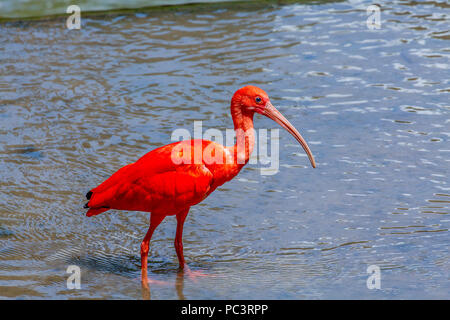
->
[84,85,316,284]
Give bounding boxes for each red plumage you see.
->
[86,140,234,216]
[84,86,315,285]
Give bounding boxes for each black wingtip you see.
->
[86,191,93,200]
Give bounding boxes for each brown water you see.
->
[0,0,449,299]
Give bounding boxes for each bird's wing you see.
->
[89,141,188,198]
[128,164,214,212]
[86,140,215,213]
[89,163,214,213]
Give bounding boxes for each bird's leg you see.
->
[141,213,165,287]
[175,208,211,281]
[174,208,189,268]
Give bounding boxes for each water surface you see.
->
[0,0,449,299]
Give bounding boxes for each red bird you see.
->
[84,85,316,285]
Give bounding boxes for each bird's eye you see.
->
[255,97,262,104]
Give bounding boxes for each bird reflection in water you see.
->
[141,269,206,300]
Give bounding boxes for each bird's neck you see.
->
[231,100,255,166]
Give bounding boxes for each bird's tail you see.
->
[86,207,109,217]
[84,190,110,217]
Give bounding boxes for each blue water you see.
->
[0,0,449,299]
[0,0,243,19]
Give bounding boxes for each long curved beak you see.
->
[263,102,316,168]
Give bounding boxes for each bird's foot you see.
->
[141,278,170,290]
[179,264,214,282]
[141,271,170,287]
[146,278,170,285]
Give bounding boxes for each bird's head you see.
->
[232,85,316,168]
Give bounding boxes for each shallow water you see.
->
[0,0,449,299]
